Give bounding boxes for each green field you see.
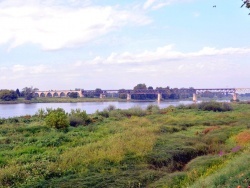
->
[0,102,250,187]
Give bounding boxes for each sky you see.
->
[0,0,250,91]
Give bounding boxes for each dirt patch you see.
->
[235,131,250,146]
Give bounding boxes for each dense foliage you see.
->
[69,109,90,127]
[68,92,78,98]
[0,90,18,101]
[45,108,69,129]
[0,102,250,187]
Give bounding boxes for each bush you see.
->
[7,117,19,124]
[105,105,116,112]
[123,106,147,117]
[35,108,47,119]
[69,109,90,127]
[198,101,232,112]
[0,118,6,125]
[19,115,32,123]
[45,108,69,129]
[146,105,160,114]
[109,110,125,120]
[95,110,109,118]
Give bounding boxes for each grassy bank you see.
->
[0,102,250,187]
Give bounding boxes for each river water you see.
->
[0,101,195,118]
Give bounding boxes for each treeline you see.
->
[118,84,229,100]
[0,87,38,101]
[1,84,243,102]
[0,87,81,101]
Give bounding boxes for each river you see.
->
[0,101,195,118]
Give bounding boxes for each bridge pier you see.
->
[100,94,103,99]
[193,93,197,102]
[233,92,237,101]
[157,93,162,102]
[127,93,131,101]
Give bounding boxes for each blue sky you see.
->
[0,0,250,90]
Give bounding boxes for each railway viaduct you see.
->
[34,88,250,102]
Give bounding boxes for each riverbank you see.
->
[0,102,250,187]
[0,97,127,104]
[0,96,237,104]
[0,97,188,104]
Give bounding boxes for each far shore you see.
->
[0,96,241,104]
[0,97,126,104]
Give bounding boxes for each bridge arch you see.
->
[53,92,59,97]
[40,93,45,97]
[46,93,52,97]
[60,92,66,97]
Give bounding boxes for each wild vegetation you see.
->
[0,102,250,187]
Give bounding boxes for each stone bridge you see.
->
[35,90,83,98]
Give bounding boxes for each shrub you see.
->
[198,101,232,112]
[146,105,160,114]
[35,108,47,119]
[18,115,34,123]
[221,102,233,111]
[109,110,125,120]
[95,109,109,118]
[123,106,147,117]
[0,118,6,125]
[105,105,116,112]
[7,117,19,124]
[45,108,69,129]
[69,109,90,127]
[69,116,84,127]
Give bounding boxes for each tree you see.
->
[69,92,78,98]
[16,89,21,97]
[95,88,103,97]
[241,0,250,15]
[22,87,38,100]
[133,83,147,90]
[133,84,149,100]
[45,108,69,129]
[0,90,18,101]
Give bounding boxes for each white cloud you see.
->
[1,46,250,90]
[143,0,193,10]
[143,0,157,9]
[0,0,151,50]
[97,46,250,65]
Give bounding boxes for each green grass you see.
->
[0,102,250,187]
